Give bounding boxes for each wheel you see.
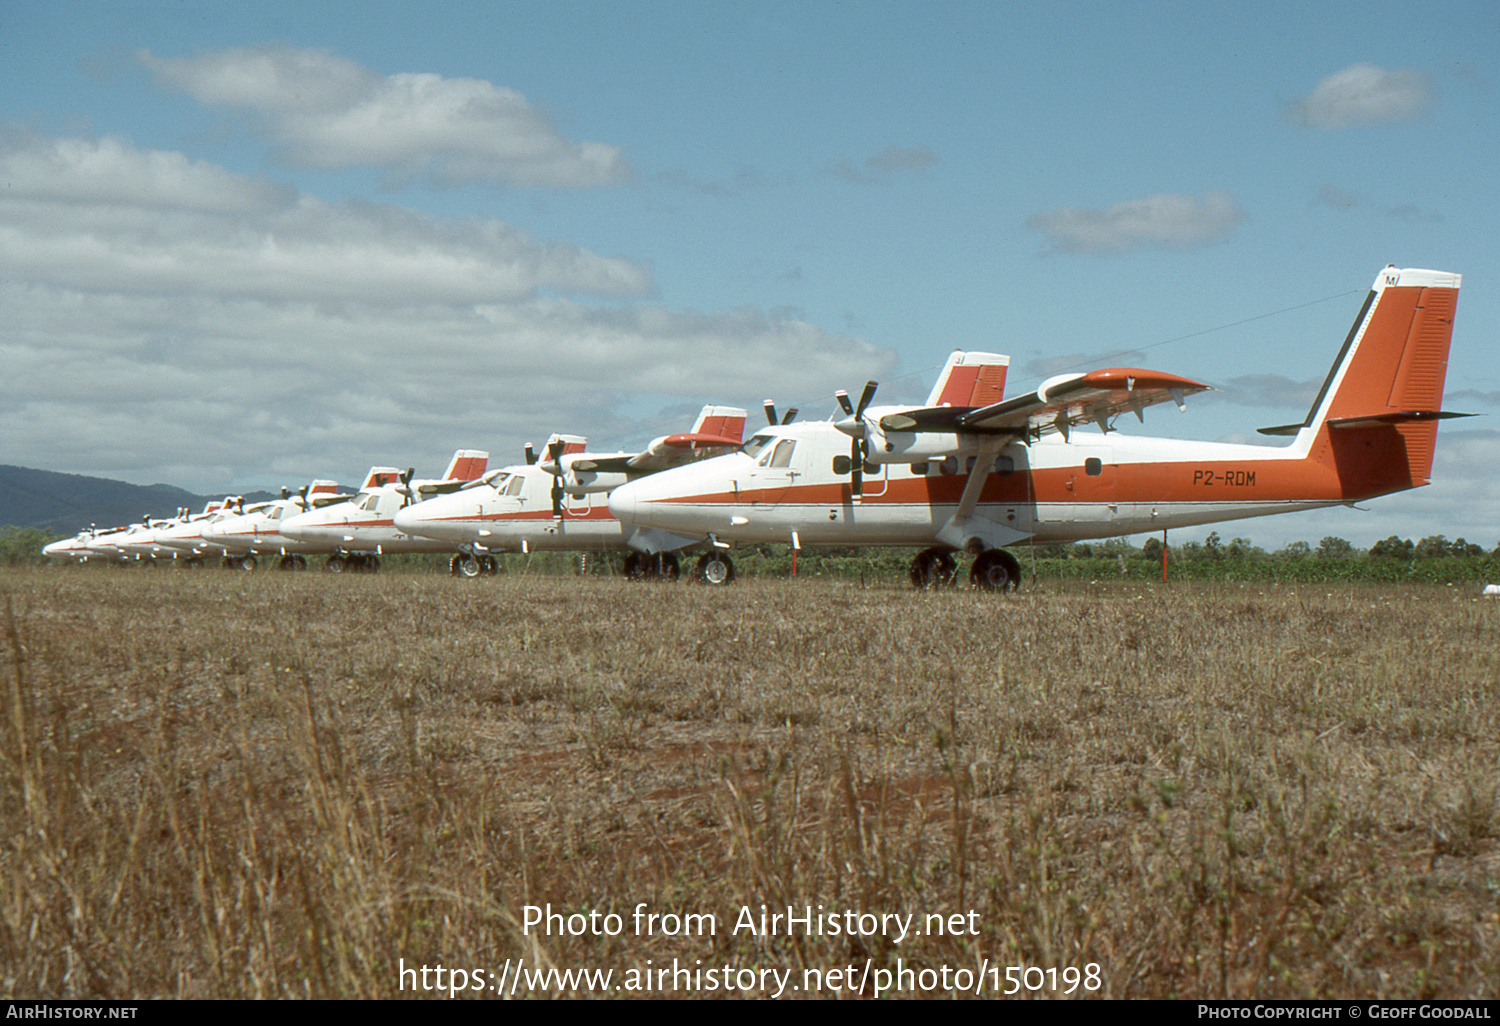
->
[366,555,379,573]
[278,554,307,571]
[654,552,681,581]
[236,555,258,572]
[695,552,735,585]
[325,555,346,573]
[456,554,481,578]
[909,547,957,589]
[622,551,647,580]
[970,548,1021,592]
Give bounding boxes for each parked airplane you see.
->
[392,407,748,578]
[203,477,369,570]
[42,528,114,563]
[606,266,1463,590]
[277,451,490,572]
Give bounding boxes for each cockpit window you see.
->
[740,433,775,461]
[503,475,525,497]
[265,507,283,521]
[360,494,382,512]
[763,439,797,468]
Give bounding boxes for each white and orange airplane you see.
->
[606,266,1463,589]
[278,450,489,571]
[203,477,370,570]
[393,407,748,577]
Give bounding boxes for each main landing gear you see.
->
[622,551,681,581]
[450,554,497,578]
[694,551,735,586]
[908,546,1021,592]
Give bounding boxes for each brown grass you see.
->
[1,568,1496,999]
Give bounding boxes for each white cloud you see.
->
[137,45,629,188]
[0,134,892,492]
[1288,64,1436,129]
[1026,191,1245,255]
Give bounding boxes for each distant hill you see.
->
[0,465,275,535]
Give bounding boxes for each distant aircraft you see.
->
[202,478,367,570]
[277,451,490,572]
[393,407,747,578]
[607,266,1463,590]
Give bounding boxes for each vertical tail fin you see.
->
[691,405,749,445]
[442,449,490,482]
[926,351,1010,407]
[1289,267,1462,491]
[362,466,404,489]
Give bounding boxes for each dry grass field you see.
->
[1,567,1496,999]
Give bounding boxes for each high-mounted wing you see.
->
[880,367,1210,442]
[535,407,748,496]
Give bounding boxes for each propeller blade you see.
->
[850,437,864,496]
[764,400,778,425]
[835,389,854,417]
[781,406,799,425]
[547,440,564,517]
[855,380,878,418]
[524,442,537,465]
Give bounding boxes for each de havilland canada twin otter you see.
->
[46,266,1464,590]
[591,265,1464,589]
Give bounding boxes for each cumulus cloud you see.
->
[137,45,629,188]
[1288,64,1436,128]
[1026,191,1245,255]
[0,133,891,491]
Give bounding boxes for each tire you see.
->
[325,555,346,574]
[456,555,481,578]
[622,551,646,580]
[655,552,681,581]
[970,548,1020,592]
[910,547,957,589]
[695,552,735,586]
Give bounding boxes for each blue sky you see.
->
[3,0,1496,547]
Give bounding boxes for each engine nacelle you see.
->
[864,427,995,464]
[560,464,630,495]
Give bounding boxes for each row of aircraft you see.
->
[45,266,1465,591]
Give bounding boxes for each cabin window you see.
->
[266,507,282,521]
[503,476,525,497]
[938,457,958,476]
[995,455,1015,475]
[912,462,929,475]
[1085,457,1103,476]
[832,455,851,474]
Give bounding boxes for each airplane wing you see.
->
[880,368,1210,442]
[625,405,748,472]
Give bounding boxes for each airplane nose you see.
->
[607,485,638,523]
[392,506,421,532]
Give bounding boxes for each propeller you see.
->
[834,381,879,495]
[546,439,565,518]
[763,400,800,426]
[399,467,415,508]
[524,442,537,465]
